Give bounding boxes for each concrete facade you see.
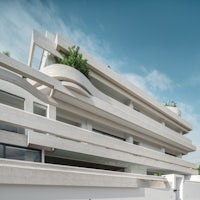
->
[0,30,199,199]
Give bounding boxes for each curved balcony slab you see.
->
[41,64,111,101]
[0,68,52,104]
[61,81,90,97]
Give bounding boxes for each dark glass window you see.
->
[0,144,4,158]
[33,102,47,117]
[133,141,140,145]
[0,90,24,109]
[57,116,81,127]
[93,128,125,141]
[0,90,25,134]
[0,144,41,162]
[5,145,41,162]
[0,124,25,134]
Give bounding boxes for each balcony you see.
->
[0,103,197,175]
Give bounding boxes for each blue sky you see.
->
[0,0,200,166]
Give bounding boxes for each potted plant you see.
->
[55,46,89,78]
[165,101,181,116]
[165,100,177,107]
[2,51,10,57]
[198,166,200,175]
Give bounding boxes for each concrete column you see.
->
[24,97,33,112]
[164,174,184,200]
[47,104,56,120]
[161,148,165,153]
[81,120,92,131]
[125,164,147,175]
[126,135,134,144]
[177,154,182,158]
[41,149,45,163]
[161,121,165,126]
[40,50,49,69]
[24,97,33,135]
[127,100,134,109]
[28,35,35,67]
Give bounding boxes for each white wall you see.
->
[183,181,200,200]
[0,185,172,200]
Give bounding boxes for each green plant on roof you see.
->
[156,172,163,176]
[198,165,200,175]
[55,46,89,78]
[2,51,10,57]
[165,100,177,107]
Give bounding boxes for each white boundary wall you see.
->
[0,185,172,200]
[1,181,200,200]
[183,175,200,200]
[0,160,199,200]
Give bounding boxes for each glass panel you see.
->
[0,90,24,109]
[0,144,4,158]
[0,123,25,134]
[0,91,25,134]
[133,141,140,145]
[5,146,41,162]
[93,128,125,141]
[57,116,81,127]
[33,102,47,117]
[56,108,82,127]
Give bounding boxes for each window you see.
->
[57,116,81,127]
[0,144,4,158]
[0,144,41,162]
[93,128,125,141]
[0,123,25,134]
[0,90,25,134]
[133,141,140,145]
[45,156,125,172]
[165,152,177,157]
[0,90,24,109]
[33,102,47,117]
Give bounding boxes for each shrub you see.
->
[198,165,200,175]
[56,46,89,78]
[165,100,177,107]
[2,51,10,57]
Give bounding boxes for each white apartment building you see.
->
[0,30,198,200]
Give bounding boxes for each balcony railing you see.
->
[0,103,197,175]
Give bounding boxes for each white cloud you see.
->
[0,1,43,63]
[124,73,147,91]
[123,70,173,97]
[140,65,148,73]
[179,102,200,166]
[0,0,123,70]
[146,70,172,91]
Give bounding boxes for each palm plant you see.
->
[56,46,89,78]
